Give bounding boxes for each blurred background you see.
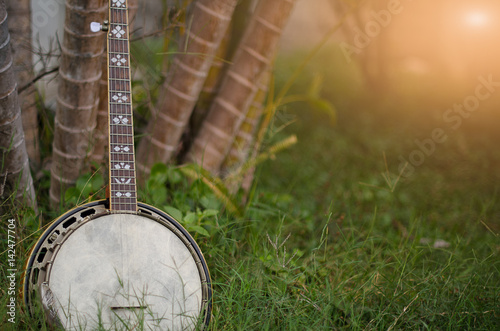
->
[266,0,500,233]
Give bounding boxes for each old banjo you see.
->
[23,1,211,329]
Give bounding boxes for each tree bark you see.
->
[222,70,269,174]
[136,0,238,180]
[0,1,37,210]
[49,0,107,207]
[185,0,296,174]
[6,0,39,166]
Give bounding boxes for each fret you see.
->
[109,77,132,82]
[108,36,128,41]
[110,103,132,107]
[108,51,130,56]
[110,185,136,191]
[110,124,133,130]
[110,132,134,139]
[108,82,130,93]
[110,158,135,165]
[109,133,134,140]
[109,110,133,117]
[108,43,129,52]
[110,173,136,179]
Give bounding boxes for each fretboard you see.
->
[107,0,137,212]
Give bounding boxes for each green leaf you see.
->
[307,97,337,125]
[202,209,219,218]
[180,164,244,217]
[167,167,183,184]
[200,194,220,210]
[189,225,209,237]
[307,73,324,98]
[150,163,168,184]
[150,186,167,205]
[184,212,197,224]
[164,206,183,222]
[91,173,104,190]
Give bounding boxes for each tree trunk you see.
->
[185,0,296,174]
[136,0,238,180]
[0,1,37,210]
[49,0,107,207]
[222,70,269,174]
[92,0,138,166]
[6,0,39,166]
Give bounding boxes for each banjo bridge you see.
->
[110,305,148,310]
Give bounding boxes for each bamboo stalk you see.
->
[186,0,296,174]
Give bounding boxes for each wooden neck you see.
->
[107,0,137,212]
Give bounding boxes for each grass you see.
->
[2,44,500,329]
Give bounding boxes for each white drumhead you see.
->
[46,213,203,330]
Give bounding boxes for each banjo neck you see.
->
[107,0,137,212]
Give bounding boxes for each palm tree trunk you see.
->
[6,0,39,166]
[0,1,37,210]
[49,0,107,207]
[222,70,269,174]
[185,0,296,173]
[136,0,238,180]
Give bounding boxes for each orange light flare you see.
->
[464,10,489,28]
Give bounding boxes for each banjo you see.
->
[23,1,212,329]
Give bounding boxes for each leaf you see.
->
[150,163,169,184]
[184,212,197,224]
[189,225,209,237]
[150,186,167,205]
[167,167,183,184]
[202,209,219,218]
[307,97,337,125]
[307,73,324,98]
[164,206,183,222]
[200,194,220,210]
[180,164,244,217]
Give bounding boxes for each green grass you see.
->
[2,45,500,329]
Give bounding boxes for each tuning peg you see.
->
[90,20,109,33]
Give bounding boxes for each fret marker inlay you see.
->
[113,115,129,125]
[114,145,130,153]
[114,162,131,170]
[112,0,126,8]
[112,93,128,103]
[111,54,127,66]
[115,178,132,184]
[111,26,126,38]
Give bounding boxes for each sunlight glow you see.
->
[465,11,489,27]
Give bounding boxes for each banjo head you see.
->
[24,201,211,330]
